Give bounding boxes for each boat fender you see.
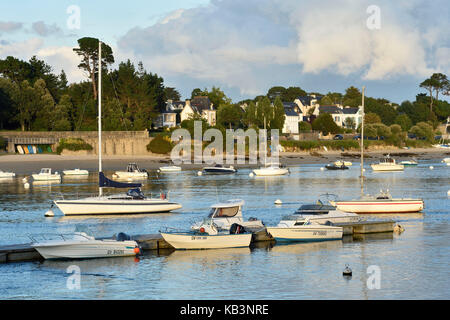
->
[230,223,246,234]
[393,224,405,234]
[134,247,141,255]
[199,227,205,233]
[343,264,352,277]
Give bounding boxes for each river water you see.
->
[0,160,449,299]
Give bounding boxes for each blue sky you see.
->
[1,0,449,104]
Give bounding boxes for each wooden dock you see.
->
[0,220,395,264]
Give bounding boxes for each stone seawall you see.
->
[1,131,154,156]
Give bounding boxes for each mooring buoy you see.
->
[343,264,352,277]
[44,209,55,217]
[197,171,203,176]
[274,199,282,205]
[249,172,254,177]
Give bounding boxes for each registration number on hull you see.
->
[191,236,207,240]
[107,249,125,255]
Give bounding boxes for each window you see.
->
[212,206,239,218]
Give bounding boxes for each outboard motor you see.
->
[230,223,246,234]
[117,232,131,241]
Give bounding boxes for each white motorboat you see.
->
[159,166,182,172]
[114,163,148,179]
[161,224,252,250]
[334,160,352,166]
[281,201,362,225]
[371,155,404,171]
[0,170,15,178]
[52,41,182,216]
[252,163,289,176]
[325,163,349,170]
[442,158,450,164]
[63,169,89,176]
[32,168,61,181]
[31,230,140,259]
[266,220,343,242]
[191,199,264,232]
[329,190,424,214]
[400,159,418,166]
[202,164,237,174]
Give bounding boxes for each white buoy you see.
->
[320,167,325,171]
[249,172,254,177]
[343,264,352,277]
[274,199,282,205]
[157,169,161,173]
[363,168,366,172]
[44,209,54,217]
[429,166,434,170]
[24,183,30,189]
[447,190,450,196]
[22,177,28,183]
[197,171,203,176]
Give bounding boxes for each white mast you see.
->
[98,40,102,196]
[360,86,365,195]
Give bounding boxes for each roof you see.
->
[341,107,359,114]
[296,96,314,106]
[283,102,297,108]
[284,106,299,116]
[319,105,342,114]
[191,96,213,112]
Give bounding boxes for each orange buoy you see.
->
[200,227,205,233]
[134,247,140,254]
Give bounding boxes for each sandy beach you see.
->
[1,147,449,175]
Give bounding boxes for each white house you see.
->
[282,102,300,134]
[180,96,216,126]
[317,105,362,128]
[293,95,321,122]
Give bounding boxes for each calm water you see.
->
[0,160,449,299]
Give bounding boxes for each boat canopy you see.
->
[99,172,142,188]
[211,199,244,208]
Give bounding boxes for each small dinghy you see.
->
[63,169,89,176]
[400,159,418,166]
[31,228,140,260]
[325,163,349,170]
[159,166,182,172]
[252,163,289,176]
[202,164,237,174]
[161,222,252,250]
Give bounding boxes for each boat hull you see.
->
[161,233,252,249]
[329,199,424,213]
[32,240,138,259]
[114,171,148,178]
[54,199,182,215]
[202,168,236,174]
[32,174,61,181]
[252,168,289,176]
[63,169,89,176]
[370,164,404,171]
[266,226,343,242]
[159,166,181,172]
[0,172,15,178]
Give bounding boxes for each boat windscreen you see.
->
[213,206,239,217]
[296,204,335,214]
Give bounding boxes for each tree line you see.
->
[0,36,449,134]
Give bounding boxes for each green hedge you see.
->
[56,138,93,154]
[147,135,173,154]
[0,137,6,151]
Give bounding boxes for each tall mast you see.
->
[98,40,102,196]
[360,86,365,195]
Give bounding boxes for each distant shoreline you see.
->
[1,147,449,175]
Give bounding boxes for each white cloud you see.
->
[115,0,450,99]
[31,21,63,37]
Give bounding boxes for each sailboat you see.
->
[53,40,182,216]
[328,86,424,214]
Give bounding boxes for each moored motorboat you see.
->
[32,168,61,181]
[442,158,450,164]
[334,160,352,166]
[63,169,89,176]
[0,170,15,178]
[202,164,237,174]
[325,163,349,170]
[329,190,424,214]
[371,155,404,171]
[191,199,264,232]
[114,163,148,179]
[400,159,418,166]
[31,230,140,259]
[252,163,289,176]
[266,220,343,243]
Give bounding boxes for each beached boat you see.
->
[329,190,424,214]
[32,168,61,181]
[371,155,404,171]
[282,201,361,225]
[159,166,182,172]
[53,41,182,216]
[202,164,237,174]
[266,221,343,243]
[31,229,140,259]
[0,170,15,178]
[114,163,148,179]
[161,231,252,250]
[191,199,264,232]
[63,169,89,176]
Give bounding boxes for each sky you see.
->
[1,0,449,104]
